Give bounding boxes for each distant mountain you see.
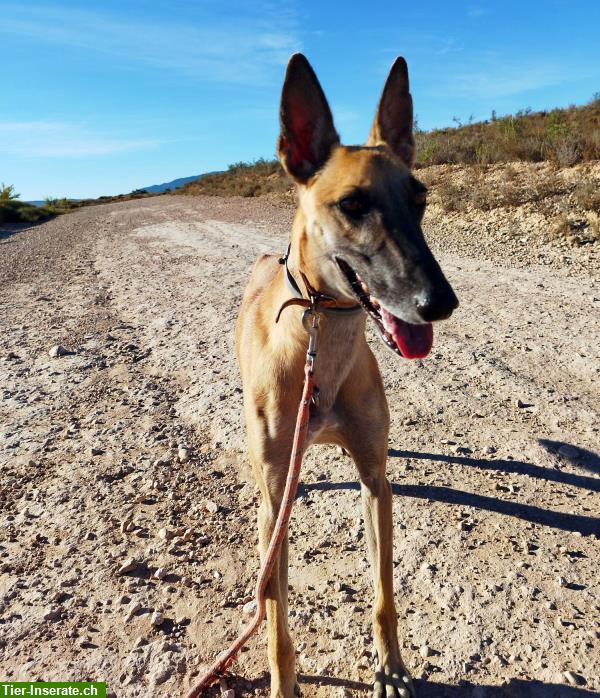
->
[25,172,222,206]
[139,174,210,194]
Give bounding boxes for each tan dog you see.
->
[235,54,458,698]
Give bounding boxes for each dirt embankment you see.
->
[0,191,598,698]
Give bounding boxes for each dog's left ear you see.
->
[367,57,415,168]
[277,53,340,183]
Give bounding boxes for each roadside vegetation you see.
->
[0,184,161,225]
[3,96,598,227]
[179,95,600,200]
[181,158,291,198]
[0,183,56,224]
[414,95,600,167]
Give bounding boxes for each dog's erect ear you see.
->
[277,53,340,183]
[367,57,415,168]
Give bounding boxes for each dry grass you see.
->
[574,181,600,213]
[549,214,599,245]
[180,158,292,199]
[415,96,600,167]
[428,165,579,214]
[177,98,599,206]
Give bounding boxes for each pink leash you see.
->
[185,307,321,697]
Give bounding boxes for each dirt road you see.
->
[1,195,598,697]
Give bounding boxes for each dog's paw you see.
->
[271,685,301,698]
[372,652,416,698]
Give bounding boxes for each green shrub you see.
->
[414,95,600,167]
[0,183,20,201]
[0,200,55,224]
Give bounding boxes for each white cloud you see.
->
[0,3,301,84]
[427,58,577,100]
[0,121,159,158]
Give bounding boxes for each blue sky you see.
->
[2,1,599,200]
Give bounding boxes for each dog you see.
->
[235,54,458,698]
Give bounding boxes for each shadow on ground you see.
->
[0,220,49,241]
[538,438,600,475]
[213,673,593,697]
[301,445,600,537]
[387,446,600,493]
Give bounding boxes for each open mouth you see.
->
[336,258,433,359]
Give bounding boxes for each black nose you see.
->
[415,287,459,322]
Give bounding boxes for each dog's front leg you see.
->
[253,450,300,698]
[357,461,416,698]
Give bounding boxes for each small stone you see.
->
[151,610,165,627]
[90,447,104,456]
[558,444,579,460]
[43,607,61,621]
[178,447,190,463]
[205,501,219,514]
[158,527,174,541]
[483,446,496,455]
[563,670,585,686]
[120,518,134,534]
[49,345,70,358]
[118,558,138,575]
[152,666,171,684]
[420,645,433,658]
[125,601,142,621]
[134,636,147,648]
[558,576,568,588]
[242,599,257,615]
[154,567,167,580]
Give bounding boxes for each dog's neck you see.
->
[274,208,368,411]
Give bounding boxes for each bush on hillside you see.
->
[1,183,20,201]
[0,199,55,224]
[414,97,600,167]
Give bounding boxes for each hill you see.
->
[179,96,600,200]
[140,174,210,194]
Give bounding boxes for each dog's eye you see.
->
[338,192,372,219]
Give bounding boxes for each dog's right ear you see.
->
[277,54,339,183]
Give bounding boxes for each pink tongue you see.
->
[381,308,433,359]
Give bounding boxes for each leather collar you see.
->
[279,244,362,316]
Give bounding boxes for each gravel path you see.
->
[1,195,598,697]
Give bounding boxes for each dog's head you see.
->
[277,54,458,359]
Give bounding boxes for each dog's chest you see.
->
[307,406,341,445]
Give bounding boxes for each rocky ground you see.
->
[0,188,598,698]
